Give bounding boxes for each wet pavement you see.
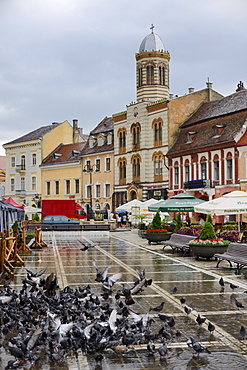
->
[1,229,247,369]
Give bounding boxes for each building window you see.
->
[106,157,110,171]
[214,156,220,181]
[21,155,26,170]
[65,180,70,195]
[85,160,91,171]
[21,177,25,191]
[159,66,166,85]
[87,185,92,199]
[146,65,154,84]
[118,128,126,154]
[75,179,80,194]
[11,157,15,168]
[132,154,141,182]
[46,181,51,196]
[55,180,60,195]
[174,162,179,185]
[185,163,190,182]
[10,178,15,192]
[138,67,143,87]
[98,137,103,146]
[32,153,36,165]
[118,158,127,185]
[31,176,36,191]
[200,157,207,179]
[105,183,110,198]
[152,119,163,146]
[95,184,100,198]
[96,159,100,172]
[107,135,112,144]
[227,157,233,180]
[131,123,140,150]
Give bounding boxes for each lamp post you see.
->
[83,164,97,216]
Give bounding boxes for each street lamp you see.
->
[83,164,97,214]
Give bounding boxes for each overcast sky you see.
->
[0,0,246,155]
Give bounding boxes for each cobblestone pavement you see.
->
[1,229,247,369]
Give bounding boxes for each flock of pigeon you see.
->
[0,241,246,369]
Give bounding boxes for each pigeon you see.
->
[219,277,224,287]
[234,298,244,309]
[171,286,178,294]
[147,340,155,354]
[187,336,211,356]
[208,322,215,334]
[94,353,103,366]
[196,314,206,326]
[149,301,165,312]
[230,283,239,291]
[92,260,112,282]
[240,325,247,340]
[180,297,186,305]
[184,306,192,315]
[158,341,168,359]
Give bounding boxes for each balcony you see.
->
[154,174,163,182]
[119,178,126,185]
[16,165,26,173]
[184,179,213,189]
[132,143,140,151]
[15,189,26,196]
[119,147,126,154]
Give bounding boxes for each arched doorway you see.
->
[130,190,137,200]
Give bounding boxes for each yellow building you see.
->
[81,117,114,216]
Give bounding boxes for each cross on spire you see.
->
[150,24,154,33]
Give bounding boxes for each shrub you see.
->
[175,213,183,233]
[218,229,240,242]
[150,211,162,230]
[206,214,213,224]
[33,213,40,221]
[199,221,217,240]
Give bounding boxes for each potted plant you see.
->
[189,216,231,260]
[144,211,172,244]
[135,215,147,238]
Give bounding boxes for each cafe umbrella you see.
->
[148,193,205,212]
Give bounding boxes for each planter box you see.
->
[189,244,229,260]
[144,232,172,244]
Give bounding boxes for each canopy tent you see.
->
[148,193,205,212]
[140,198,170,224]
[194,191,247,215]
[24,206,41,220]
[0,201,25,232]
[116,199,143,212]
[5,197,24,209]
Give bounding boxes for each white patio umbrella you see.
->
[194,190,247,231]
[115,199,143,212]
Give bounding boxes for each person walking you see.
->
[128,213,132,228]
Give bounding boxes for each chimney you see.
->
[188,87,195,94]
[206,79,213,101]
[73,119,79,143]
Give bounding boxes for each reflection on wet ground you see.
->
[1,231,247,369]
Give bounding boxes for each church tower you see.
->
[136,25,170,102]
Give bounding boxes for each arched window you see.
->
[131,154,141,182]
[138,67,143,87]
[200,156,207,179]
[174,161,179,186]
[118,157,127,185]
[152,151,164,182]
[159,66,166,85]
[213,154,220,182]
[21,155,26,170]
[131,123,141,150]
[226,152,233,180]
[117,128,127,154]
[152,118,163,146]
[184,159,190,183]
[146,65,154,84]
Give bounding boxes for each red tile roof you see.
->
[41,142,86,166]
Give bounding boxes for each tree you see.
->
[175,213,183,233]
[151,211,162,229]
[199,221,217,240]
[33,213,40,221]
[206,214,213,225]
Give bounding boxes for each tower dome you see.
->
[139,28,165,53]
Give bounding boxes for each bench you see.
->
[163,233,195,256]
[215,243,247,275]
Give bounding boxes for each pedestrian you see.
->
[199,214,205,225]
[116,213,122,228]
[122,213,127,227]
[128,213,132,228]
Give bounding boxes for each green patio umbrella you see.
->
[148,193,205,213]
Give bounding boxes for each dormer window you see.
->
[71,150,80,157]
[53,153,62,160]
[98,137,103,146]
[107,134,112,144]
[186,131,196,143]
[89,137,96,148]
[213,125,225,138]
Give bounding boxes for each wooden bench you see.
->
[163,233,195,256]
[215,243,247,275]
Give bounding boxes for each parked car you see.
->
[42,215,80,224]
